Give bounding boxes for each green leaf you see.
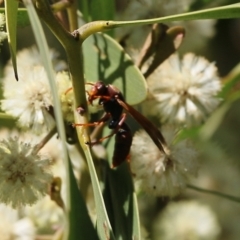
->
[24,1,115,239]
[199,101,232,141]
[77,0,89,21]
[68,158,99,240]
[78,0,115,22]
[76,125,115,239]
[82,33,147,105]
[200,92,240,141]
[0,8,30,27]
[24,2,97,239]
[104,165,141,240]
[105,3,240,29]
[175,126,201,142]
[102,128,141,239]
[219,63,240,99]
[84,147,115,240]
[5,0,19,80]
[17,8,31,27]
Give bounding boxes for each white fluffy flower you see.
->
[56,71,74,123]
[0,136,53,208]
[130,126,198,197]
[3,46,67,75]
[153,201,221,240]
[1,66,55,133]
[25,196,64,234]
[0,203,35,240]
[148,53,221,127]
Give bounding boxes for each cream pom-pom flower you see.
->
[0,136,53,208]
[1,66,55,133]
[153,201,221,240]
[0,203,35,240]
[148,53,222,127]
[130,126,199,197]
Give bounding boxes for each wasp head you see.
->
[86,81,108,105]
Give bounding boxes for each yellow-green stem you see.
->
[74,3,240,42]
[34,0,90,148]
[51,1,71,13]
[66,0,78,32]
[187,184,240,203]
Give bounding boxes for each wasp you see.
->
[74,81,167,167]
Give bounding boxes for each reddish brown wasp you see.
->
[74,81,167,167]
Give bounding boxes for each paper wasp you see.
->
[74,81,167,167]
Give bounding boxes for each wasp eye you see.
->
[97,84,103,90]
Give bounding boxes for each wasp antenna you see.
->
[65,87,73,95]
[85,82,95,86]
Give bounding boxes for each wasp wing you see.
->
[117,98,167,154]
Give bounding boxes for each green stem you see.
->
[51,0,72,13]
[110,3,240,26]
[34,0,89,143]
[34,0,72,45]
[75,3,240,42]
[187,184,240,203]
[33,2,114,237]
[66,0,78,32]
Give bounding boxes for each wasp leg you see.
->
[86,113,126,146]
[73,112,111,127]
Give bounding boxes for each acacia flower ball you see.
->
[148,53,221,127]
[0,137,53,208]
[0,203,35,239]
[25,196,64,234]
[130,127,198,197]
[56,71,74,123]
[3,46,67,75]
[1,66,55,133]
[153,201,221,240]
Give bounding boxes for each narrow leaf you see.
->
[68,158,99,240]
[199,101,232,141]
[17,8,31,27]
[84,147,115,240]
[77,0,89,21]
[105,164,141,240]
[0,8,30,27]
[5,0,19,80]
[23,2,93,239]
[113,3,240,26]
[76,3,240,50]
[103,131,141,239]
[219,63,240,99]
[200,93,240,141]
